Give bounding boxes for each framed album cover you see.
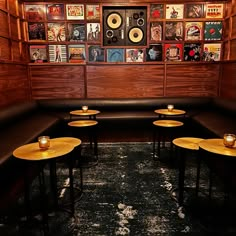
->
[146,44,162,61]
[165,21,183,40]
[49,45,67,62]
[206,3,224,19]
[88,45,105,62]
[150,4,164,20]
[202,43,221,61]
[164,43,182,61]
[68,44,86,63]
[126,49,144,62]
[185,4,204,18]
[47,23,66,42]
[47,4,65,20]
[28,22,46,41]
[150,22,163,41]
[184,43,201,61]
[25,4,46,21]
[67,23,86,42]
[66,4,84,20]
[29,45,47,62]
[166,4,184,19]
[204,21,223,41]
[107,49,124,62]
[86,4,100,21]
[185,22,203,41]
[87,23,100,42]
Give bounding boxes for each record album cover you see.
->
[47,23,66,42]
[184,43,201,61]
[165,22,183,40]
[67,24,86,42]
[165,43,182,61]
[150,4,164,19]
[68,44,86,63]
[185,22,203,41]
[25,4,45,21]
[49,45,67,62]
[185,4,204,18]
[202,43,221,61]
[28,22,46,41]
[29,45,47,62]
[88,45,105,62]
[204,21,222,40]
[87,23,100,41]
[47,4,65,20]
[166,4,184,19]
[107,49,124,62]
[206,4,224,19]
[150,22,163,41]
[86,4,100,20]
[126,49,144,62]
[66,4,84,20]
[146,44,162,61]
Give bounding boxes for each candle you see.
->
[82,105,88,113]
[38,136,50,150]
[223,134,236,148]
[167,104,174,112]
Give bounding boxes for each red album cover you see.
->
[47,4,65,20]
[25,4,45,21]
[164,43,182,61]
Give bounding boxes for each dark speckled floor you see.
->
[1,142,236,235]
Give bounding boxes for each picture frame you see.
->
[25,4,46,21]
[28,22,46,41]
[150,4,164,20]
[47,23,66,42]
[206,3,224,19]
[164,43,182,61]
[204,21,223,41]
[150,22,163,41]
[87,23,101,42]
[185,22,203,41]
[202,43,221,61]
[126,49,144,62]
[184,43,201,61]
[185,4,205,18]
[166,4,184,19]
[88,45,105,62]
[146,44,162,61]
[29,45,48,62]
[68,44,86,63]
[86,4,100,21]
[49,45,67,62]
[107,48,124,62]
[66,4,84,20]
[67,23,86,42]
[46,4,65,20]
[165,21,183,41]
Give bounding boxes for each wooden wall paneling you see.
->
[230,39,236,60]
[165,64,220,97]
[12,41,21,61]
[0,63,30,106]
[10,15,19,40]
[0,0,7,10]
[8,0,17,15]
[223,41,229,60]
[30,65,86,99]
[231,15,236,38]
[86,65,164,98]
[220,61,236,99]
[0,37,11,60]
[0,9,9,38]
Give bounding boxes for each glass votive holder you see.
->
[223,134,236,148]
[167,104,174,112]
[82,105,88,113]
[38,136,50,150]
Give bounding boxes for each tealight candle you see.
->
[38,136,50,150]
[82,105,88,113]
[223,134,236,148]
[167,104,174,112]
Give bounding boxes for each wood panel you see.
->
[0,9,9,38]
[220,61,236,99]
[87,65,164,98]
[10,15,19,40]
[230,39,236,60]
[165,63,220,96]
[12,41,21,61]
[0,63,30,106]
[0,0,7,9]
[0,37,11,60]
[30,65,85,99]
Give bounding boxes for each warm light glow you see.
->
[38,136,50,150]
[167,104,174,112]
[82,105,88,112]
[223,134,236,148]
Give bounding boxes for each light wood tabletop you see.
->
[70,110,100,116]
[51,137,81,147]
[173,137,204,151]
[13,139,74,161]
[153,120,184,128]
[199,138,236,157]
[154,109,186,116]
[68,120,98,127]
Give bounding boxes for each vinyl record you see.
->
[107,13,122,29]
[128,27,143,43]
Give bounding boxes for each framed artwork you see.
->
[150,4,164,19]
[204,21,223,41]
[150,22,163,41]
[87,23,100,41]
[49,45,67,62]
[185,22,203,41]
[46,4,65,20]
[146,44,162,61]
[88,45,105,62]
[28,22,46,41]
[184,43,201,61]
[107,48,124,62]
[185,4,204,18]
[206,3,224,19]
[67,23,86,42]
[165,22,183,40]
[29,45,47,62]
[86,4,100,20]
[202,43,221,61]
[47,23,66,42]
[25,4,45,21]
[164,43,182,61]
[166,4,184,19]
[126,49,144,62]
[68,44,86,63]
[66,4,84,20]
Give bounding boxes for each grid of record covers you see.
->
[26,3,224,63]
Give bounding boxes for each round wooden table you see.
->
[70,109,100,120]
[154,108,186,118]
[173,137,204,206]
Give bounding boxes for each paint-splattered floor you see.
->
[1,142,236,235]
